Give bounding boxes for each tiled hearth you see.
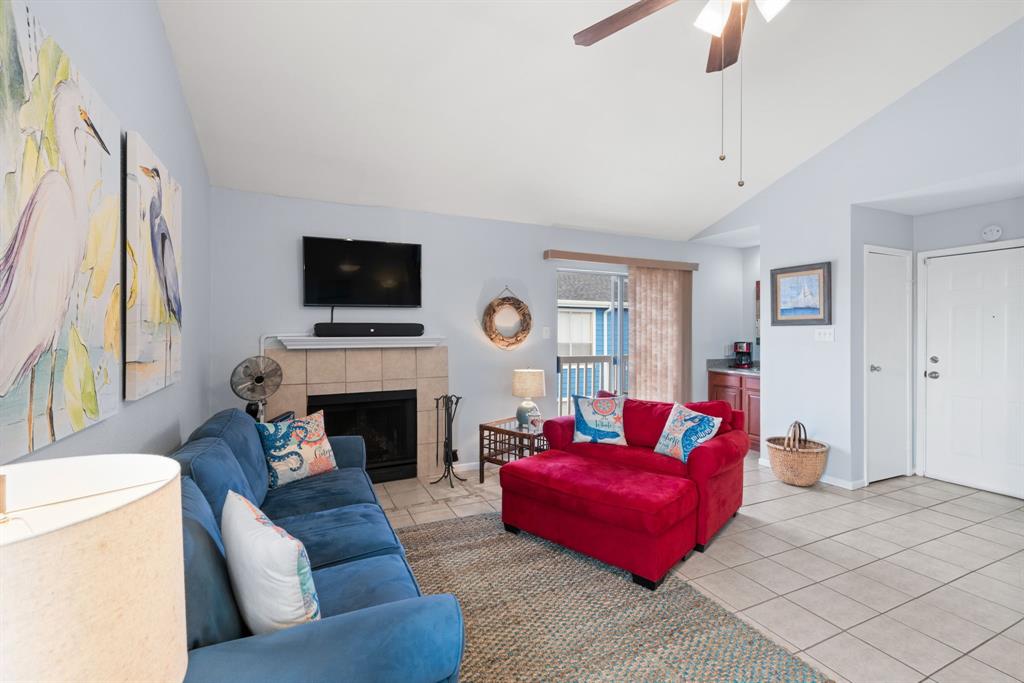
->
[264,345,449,478]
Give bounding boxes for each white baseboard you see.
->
[452,460,501,474]
[758,457,864,490]
[820,474,866,491]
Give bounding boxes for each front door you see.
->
[865,249,912,482]
[924,247,1024,496]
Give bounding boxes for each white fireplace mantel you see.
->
[273,335,445,350]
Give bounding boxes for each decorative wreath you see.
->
[482,289,532,350]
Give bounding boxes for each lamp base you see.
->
[516,399,540,429]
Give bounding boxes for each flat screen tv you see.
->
[303,237,422,307]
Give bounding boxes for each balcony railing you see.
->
[556,355,628,415]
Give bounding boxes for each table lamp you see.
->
[512,368,546,428]
[0,454,186,682]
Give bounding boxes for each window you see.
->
[557,310,594,356]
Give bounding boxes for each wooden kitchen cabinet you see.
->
[742,379,760,451]
[708,371,741,410]
[709,371,760,451]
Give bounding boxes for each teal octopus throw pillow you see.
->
[255,410,338,489]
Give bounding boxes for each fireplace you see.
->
[308,390,417,483]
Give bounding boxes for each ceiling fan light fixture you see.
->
[694,0,731,37]
[754,0,790,23]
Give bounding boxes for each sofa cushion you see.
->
[563,441,688,478]
[260,467,377,519]
[170,437,256,524]
[191,409,270,504]
[684,400,734,435]
[622,399,674,448]
[622,398,733,447]
[499,450,697,535]
[315,554,421,618]
[180,477,248,649]
[274,503,403,570]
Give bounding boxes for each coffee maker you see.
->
[732,341,753,369]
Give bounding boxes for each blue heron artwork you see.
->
[125,132,183,400]
[0,1,122,461]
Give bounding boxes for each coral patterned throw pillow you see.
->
[654,404,722,463]
[255,410,337,489]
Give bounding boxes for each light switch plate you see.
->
[542,326,551,339]
[814,328,835,342]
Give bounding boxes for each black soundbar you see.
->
[313,322,424,338]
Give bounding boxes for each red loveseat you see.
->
[499,399,747,588]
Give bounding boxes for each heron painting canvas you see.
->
[0,1,122,461]
[125,132,182,400]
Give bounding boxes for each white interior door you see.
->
[925,247,1024,496]
[865,249,912,482]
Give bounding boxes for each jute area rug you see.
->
[398,513,830,683]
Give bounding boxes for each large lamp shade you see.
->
[512,369,546,399]
[0,454,186,682]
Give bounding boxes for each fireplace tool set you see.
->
[433,394,464,487]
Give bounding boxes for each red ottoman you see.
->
[500,450,698,590]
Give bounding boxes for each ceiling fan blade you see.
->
[706,0,749,73]
[574,0,679,46]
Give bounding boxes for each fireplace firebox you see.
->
[308,390,416,483]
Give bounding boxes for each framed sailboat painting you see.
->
[770,262,832,326]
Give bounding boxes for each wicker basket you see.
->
[766,421,829,487]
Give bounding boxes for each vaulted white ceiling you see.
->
[158,1,1023,240]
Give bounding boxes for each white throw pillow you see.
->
[654,404,722,463]
[572,395,627,445]
[221,491,320,634]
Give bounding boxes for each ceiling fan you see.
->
[573,0,790,72]
[573,0,791,188]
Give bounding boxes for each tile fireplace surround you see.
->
[264,345,449,479]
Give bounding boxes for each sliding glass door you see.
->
[556,270,629,414]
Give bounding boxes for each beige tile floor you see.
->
[381,455,1024,683]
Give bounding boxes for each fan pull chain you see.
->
[737,0,745,188]
[719,36,726,162]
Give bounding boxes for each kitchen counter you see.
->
[708,367,760,378]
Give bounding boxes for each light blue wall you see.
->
[741,246,759,359]
[914,197,1024,251]
[693,20,1024,486]
[17,1,211,463]
[210,187,745,466]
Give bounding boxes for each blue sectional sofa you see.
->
[170,409,464,683]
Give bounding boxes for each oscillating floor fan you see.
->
[230,356,283,422]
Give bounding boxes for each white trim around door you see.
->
[862,245,914,485]
[915,238,1024,490]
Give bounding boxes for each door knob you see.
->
[869,364,881,372]
[927,371,940,379]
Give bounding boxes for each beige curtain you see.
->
[628,267,693,403]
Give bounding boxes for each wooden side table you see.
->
[478,418,549,483]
